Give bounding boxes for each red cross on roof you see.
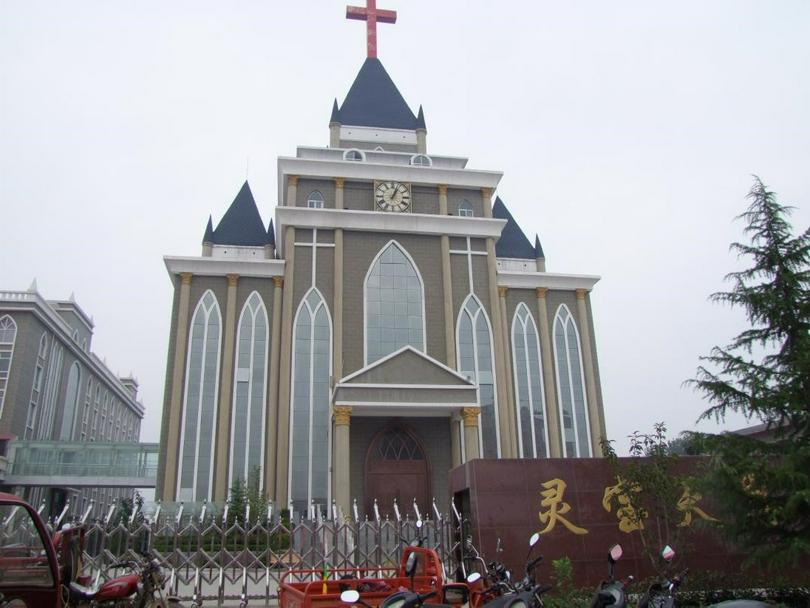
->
[346,0,397,59]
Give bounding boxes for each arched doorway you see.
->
[365,425,430,518]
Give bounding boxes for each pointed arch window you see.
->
[511,304,549,458]
[553,305,591,457]
[457,295,500,458]
[289,288,332,514]
[229,292,269,488]
[60,363,81,440]
[365,241,425,364]
[307,191,325,209]
[0,315,17,417]
[178,290,222,501]
[25,334,48,439]
[458,200,474,217]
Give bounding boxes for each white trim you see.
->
[177,290,222,501]
[551,304,593,458]
[295,242,335,248]
[343,148,366,162]
[339,383,473,390]
[164,256,285,282]
[455,294,501,458]
[511,303,550,458]
[363,240,427,365]
[449,250,487,256]
[228,292,269,491]
[497,271,601,291]
[338,344,474,385]
[410,154,432,167]
[0,314,18,420]
[340,125,417,145]
[334,401,477,410]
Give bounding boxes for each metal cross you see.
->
[346,0,397,59]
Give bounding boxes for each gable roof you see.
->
[339,345,474,386]
[333,58,419,130]
[212,181,266,247]
[493,197,539,259]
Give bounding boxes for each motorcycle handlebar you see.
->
[526,555,543,572]
[418,591,437,603]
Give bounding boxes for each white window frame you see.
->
[307,190,325,209]
[343,148,365,162]
[0,315,17,419]
[458,200,474,217]
[410,154,432,167]
[511,303,550,458]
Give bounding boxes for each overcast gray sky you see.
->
[2,0,808,452]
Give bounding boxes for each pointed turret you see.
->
[212,181,266,247]
[329,99,341,147]
[330,99,340,124]
[415,105,427,153]
[534,234,546,272]
[202,215,214,256]
[265,218,276,259]
[415,105,426,130]
[492,197,536,259]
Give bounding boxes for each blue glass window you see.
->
[512,304,548,458]
[553,305,591,457]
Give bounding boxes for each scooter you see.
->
[638,546,687,608]
[590,544,633,608]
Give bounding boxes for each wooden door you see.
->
[365,426,430,519]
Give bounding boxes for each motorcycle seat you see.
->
[69,581,99,601]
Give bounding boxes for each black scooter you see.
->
[590,544,632,608]
[639,545,687,608]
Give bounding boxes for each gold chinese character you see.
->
[602,477,647,533]
[538,478,588,535]
[676,486,719,527]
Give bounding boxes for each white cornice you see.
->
[497,271,601,291]
[163,256,285,283]
[276,207,506,251]
[277,156,502,203]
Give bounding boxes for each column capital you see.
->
[179,272,193,286]
[287,175,299,186]
[498,286,508,298]
[461,407,481,427]
[334,406,352,426]
[437,184,448,196]
[536,287,548,299]
[576,288,588,300]
[226,273,239,287]
[481,187,493,199]
[334,177,345,188]
[272,276,284,288]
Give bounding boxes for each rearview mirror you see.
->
[529,532,540,548]
[608,544,623,563]
[416,519,423,529]
[341,590,360,604]
[661,545,675,561]
[466,572,482,584]
[443,583,470,605]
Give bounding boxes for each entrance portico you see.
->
[331,346,481,516]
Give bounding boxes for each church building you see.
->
[156,2,606,517]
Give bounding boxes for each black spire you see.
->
[534,234,545,258]
[202,215,214,244]
[330,98,340,124]
[266,218,276,247]
[334,58,418,130]
[415,105,426,130]
[492,197,537,259]
[212,181,266,247]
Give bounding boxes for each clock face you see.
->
[374,181,411,212]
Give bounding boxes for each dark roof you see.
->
[202,215,214,244]
[266,218,276,247]
[415,105,426,130]
[212,181,267,247]
[493,197,540,259]
[534,234,545,259]
[332,58,418,130]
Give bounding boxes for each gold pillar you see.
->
[275,226,296,504]
[535,288,562,457]
[162,272,193,500]
[576,289,603,457]
[214,273,239,501]
[438,185,456,368]
[334,178,344,380]
[286,175,298,207]
[264,276,284,497]
[333,406,352,516]
[461,407,481,460]
[497,286,518,456]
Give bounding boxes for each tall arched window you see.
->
[25,334,49,438]
[229,292,269,489]
[289,288,332,514]
[457,295,500,458]
[511,304,549,458]
[60,363,81,440]
[0,315,17,418]
[552,305,591,457]
[307,191,324,208]
[364,241,425,364]
[178,290,222,501]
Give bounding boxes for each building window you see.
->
[60,362,81,441]
[457,295,500,458]
[553,304,591,457]
[307,190,325,209]
[0,315,17,418]
[178,290,222,502]
[229,292,269,489]
[364,241,425,364]
[289,288,331,515]
[81,378,92,440]
[410,154,432,167]
[458,200,474,217]
[512,303,549,458]
[343,149,364,161]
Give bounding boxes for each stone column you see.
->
[461,407,481,460]
[214,273,239,501]
[450,414,461,468]
[334,178,345,380]
[286,175,299,207]
[498,286,518,455]
[275,226,296,504]
[264,276,284,497]
[162,272,192,500]
[438,185,456,368]
[576,289,603,457]
[535,288,562,457]
[333,406,352,516]
[481,187,493,218]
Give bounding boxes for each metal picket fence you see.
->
[46,497,461,606]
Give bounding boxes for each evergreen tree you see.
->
[226,477,247,527]
[688,176,810,566]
